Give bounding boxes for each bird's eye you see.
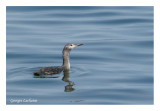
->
[70,44,72,46]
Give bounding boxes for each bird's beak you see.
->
[77,44,83,46]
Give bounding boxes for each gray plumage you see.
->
[34,43,83,75]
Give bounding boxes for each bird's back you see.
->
[34,66,64,75]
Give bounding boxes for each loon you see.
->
[34,43,83,75]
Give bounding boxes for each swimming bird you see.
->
[34,43,83,75]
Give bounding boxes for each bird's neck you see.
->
[62,50,70,70]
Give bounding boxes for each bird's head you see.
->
[63,43,83,51]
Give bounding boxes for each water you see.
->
[6,6,153,105]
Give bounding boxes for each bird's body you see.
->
[34,43,83,75]
[34,66,63,75]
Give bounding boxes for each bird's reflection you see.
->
[62,70,75,92]
[34,69,75,92]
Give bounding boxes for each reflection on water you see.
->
[34,70,75,92]
[62,70,75,92]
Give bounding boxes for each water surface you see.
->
[6,6,153,105]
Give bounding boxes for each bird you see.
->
[34,43,83,75]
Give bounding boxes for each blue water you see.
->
[6,6,153,105]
